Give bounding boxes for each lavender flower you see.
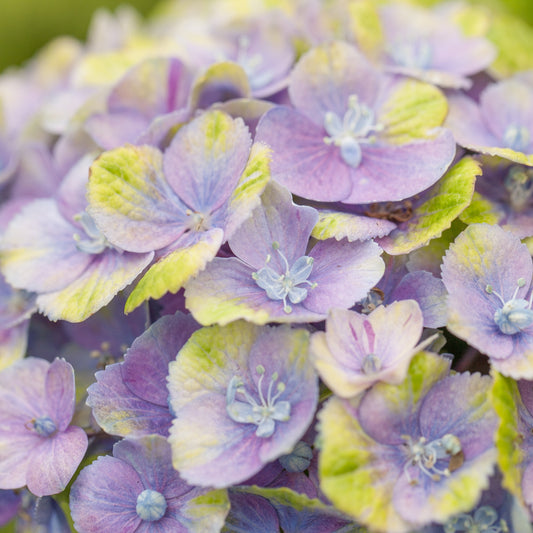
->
[255,40,456,203]
[442,223,533,378]
[0,358,88,496]
[185,182,385,325]
[70,435,229,532]
[310,300,425,398]
[167,321,318,487]
[319,352,498,532]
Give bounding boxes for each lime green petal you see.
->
[125,229,224,313]
[379,79,448,145]
[347,1,384,59]
[185,490,230,533]
[379,157,480,255]
[491,371,526,499]
[225,141,271,239]
[311,210,395,242]
[459,191,504,225]
[37,251,153,323]
[235,485,349,519]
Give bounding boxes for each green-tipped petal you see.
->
[491,372,526,499]
[379,79,449,146]
[125,229,223,313]
[378,157,480,254]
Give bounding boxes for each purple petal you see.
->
[446,93,501,149]
[26,426,88,496]
[340,129,456,203]
[288,41,381,124]
[85,111,148,150]
[163,110,252,213]
[70,455,142,533]
[255,106,353,202]
[44,359,75,432]
[304,239,384,314]
[113,436,192,499]
[1,200,92,293]
[87,363,173,437]
[228,183,318,271]
[122,313,199,405]
[389,271,448,328]
[480,80,533,150]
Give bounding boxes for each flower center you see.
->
[226,364,291,438]
[279,441,313,472]
[32,416,57,437]
[73,212,111,254]
[505,165,533,212]
[252,242,317,313]
[502,124,530,152]
[444,505,507,533]
[389,40,433,70]
[486,278,533,335]
[323,94,383,168]
[185,209,211,232]
[402,433,462,484]
[136,489,167,522]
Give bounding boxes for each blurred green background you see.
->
[0,0,531,73]
[0,0,158,73]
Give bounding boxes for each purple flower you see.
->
[255,40,455,203]
[70,435,229,532]
[376,3,495,89]
[167,321,318,488]
[446,77,533,165]
[311,300,425,398]
[441,223,533,378]
[319,352,498,531]
[184,182,385,325]
[0,357,88,496]
[87,312,199,438]
[0,490,21,526]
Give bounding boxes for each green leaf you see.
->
[378,157,480,255]
[347,0,383,59]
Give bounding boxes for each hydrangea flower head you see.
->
[70,435,229,532]
[0,357,88,496]
[167,320,318,487]
[255,40,456,203]
[442,223,533,378]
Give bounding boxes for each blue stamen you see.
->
[136,489,167,522]
[486,279,533,335]
[323,94,383,168]
[444,505,507,533]
[33,416,57,437]
[226,365,291,438]
[72,212,111,254]
[502,124,530,152]
[253,242,317,313]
